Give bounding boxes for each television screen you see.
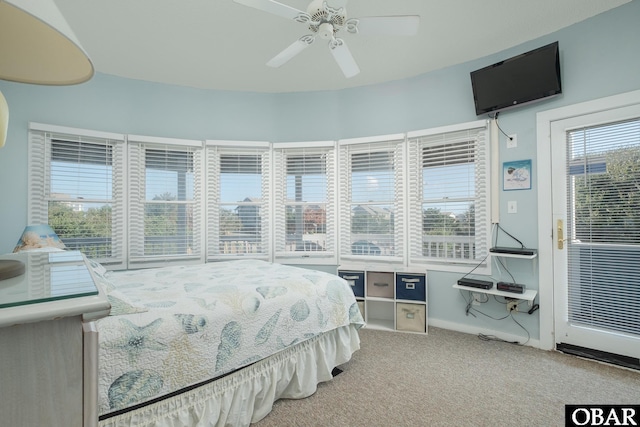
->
[470,41,561,116]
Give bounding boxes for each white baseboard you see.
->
[429,318,541,349]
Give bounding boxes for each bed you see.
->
[88,259,365,427]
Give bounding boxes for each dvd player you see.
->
[457,278,493,290]
[489,246,537,256]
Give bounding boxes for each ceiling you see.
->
[53,0,630,93]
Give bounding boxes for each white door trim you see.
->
[536,89,640,351]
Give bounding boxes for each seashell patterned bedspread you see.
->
[96,259,365,415]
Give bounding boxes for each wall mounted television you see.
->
[470,41,561,116]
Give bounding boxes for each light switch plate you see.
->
[508,201,517,213]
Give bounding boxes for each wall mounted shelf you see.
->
[452,283,537,302]
[490,252,537,260]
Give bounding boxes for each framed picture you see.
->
[503,159,532,191]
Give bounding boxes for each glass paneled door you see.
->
[551,104,640,367]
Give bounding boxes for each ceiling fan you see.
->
[233,0,420,78]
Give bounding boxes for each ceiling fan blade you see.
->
[329,38,360,78]
[267,35,315,68]
[347,16,420,36]
[233,0,307,21]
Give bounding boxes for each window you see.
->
[273,142,336,261]
[28,121,490,269]
[339,135,405,261]
[128,135,203,265]
[407,121,490,266]
[568,118,640,245]
[566,117,640,335]
[206,141,271,259]
[28,123,126,266]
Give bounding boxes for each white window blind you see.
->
[339,136,405,261]
[206,142,271,260]
[407,122,489,265]
[273,143,336,260]
[28,124,126,266]
[566,117,640,336]
[128,136,203,264]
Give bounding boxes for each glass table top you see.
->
[0,251,98,309]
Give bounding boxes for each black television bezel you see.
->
[470,41,562,116]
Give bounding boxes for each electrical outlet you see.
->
[507,134,517,148]
[506,299,518,313]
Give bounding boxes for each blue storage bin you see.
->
[338,270,365,298]
[395,273,426,301]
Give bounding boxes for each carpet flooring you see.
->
[255,327,640,427]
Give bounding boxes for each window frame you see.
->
[407,120,491,273]
[272,141,337,264]
[338,133,406,264]
[27,120,491,272]
[205,140,272,261]
[28,122,127,268]
[127,134,204,268]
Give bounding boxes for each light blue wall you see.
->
[1,1,639,340]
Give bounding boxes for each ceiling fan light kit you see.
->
[233,0,420,78]
[318,22,334,40]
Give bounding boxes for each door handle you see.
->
[557,219,565,250]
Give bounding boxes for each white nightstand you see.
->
[0,251,110,427]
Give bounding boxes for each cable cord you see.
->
[477,317,530,346]
[495,255,517,285]
[460,289,510,321]
[476,309,531,346]
[461,223,506,283]
[460,289,532,346]
[477,333,520,344]
[509,311,531,346]
[459,221,530,343]
[495,223,525,248]
[490,111,513,141]
[490,224,519,285]
[459,251,490,281]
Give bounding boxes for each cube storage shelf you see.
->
[339,269,427,334]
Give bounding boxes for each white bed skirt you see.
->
[99,324,360,427]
